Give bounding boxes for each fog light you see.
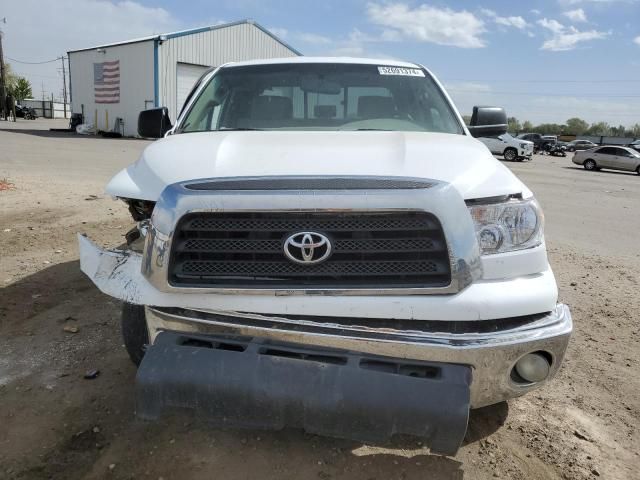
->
[514,352,550,383]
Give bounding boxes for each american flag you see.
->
[94,60,120,104]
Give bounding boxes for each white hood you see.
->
[107,131,530,201]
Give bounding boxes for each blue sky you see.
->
[3,0,640,125]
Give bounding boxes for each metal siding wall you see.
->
[158,23,298,122]
[69,41,155,136]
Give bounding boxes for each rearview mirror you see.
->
[468,106,507,138]
[138,107,172,138]
[300,76,342,95]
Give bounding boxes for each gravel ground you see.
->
[0,120,638,479]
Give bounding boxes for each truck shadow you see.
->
[0,127,146,141]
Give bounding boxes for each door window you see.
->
[596,147,616,155]
[615,148,633,157]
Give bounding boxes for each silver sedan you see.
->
[572,146,640,174]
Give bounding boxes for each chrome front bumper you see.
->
[145,304,572,408]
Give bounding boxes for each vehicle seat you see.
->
[357,96,396,119]
[314,105,337,119]
[250,95,293,121]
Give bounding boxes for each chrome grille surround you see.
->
[141,176,483,295]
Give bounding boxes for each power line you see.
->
[13,71,60,79]
[444,78,640,84]
[6,56,61,64]
[447,90,640,98]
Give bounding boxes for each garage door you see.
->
[176,63,209,117]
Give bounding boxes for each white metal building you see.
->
[67,20,300,136]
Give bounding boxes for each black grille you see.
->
[169,212,451,288]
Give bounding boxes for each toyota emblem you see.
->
[283,232,332,265]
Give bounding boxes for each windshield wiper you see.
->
[335,127,394,131]
[217,127,264,131]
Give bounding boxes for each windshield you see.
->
[178,63,464,134]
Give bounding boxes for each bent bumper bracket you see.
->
[136,332,472,456]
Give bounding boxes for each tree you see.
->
[12,77,32,103]
[522,120,533,131]
[507,116,521,133]
[587,122,611,136]
[534,123,565,135]
[565,117,588,135]
[1,62,18,94]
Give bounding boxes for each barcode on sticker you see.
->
[378,66,425,77]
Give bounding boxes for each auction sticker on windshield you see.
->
[378,66,425,77]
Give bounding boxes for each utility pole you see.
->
[60,55,67,118]
[0,17,7,120]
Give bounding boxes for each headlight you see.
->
[520,143,528,149]
[468,198,543,255]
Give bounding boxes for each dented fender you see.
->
[78,234,147,304]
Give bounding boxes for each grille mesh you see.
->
[169,212,451,289]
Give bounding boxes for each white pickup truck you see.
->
[479,133,534,161]
[79,57,572,455]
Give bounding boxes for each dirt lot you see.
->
[1,120,638,480]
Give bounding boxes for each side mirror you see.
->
[468,106,507,138]
[138,107,172,138]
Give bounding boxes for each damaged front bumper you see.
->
[138,331,472,455]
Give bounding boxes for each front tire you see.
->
[583,159,597,171]
[121,303,149,366]
[503,148,517,161]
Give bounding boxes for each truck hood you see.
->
[107,131,530,201]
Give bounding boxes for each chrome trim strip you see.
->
[142,177,482,296]
[145,303,573,407]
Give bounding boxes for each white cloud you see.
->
[495,16,528,29]
[366,3,486,48]
[268,27,289,39]
[530,9,541,15]
[292,28,397,60]
[445,81,492,94]
[481,8,528,30]
[563,8,588,22]
[537,18,608,50]
[3,0,182,99]
[479,8,497,16]
[562,0,637,4]
[296,33,332,45]
[634,35,640,46]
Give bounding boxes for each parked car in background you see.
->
[573,145,640,174]
[517,133,552,153]
[479,133,534,161]
[567,139,597,152]
[629,140,640,152]
[15,105,37,120]
[541,135,557,144]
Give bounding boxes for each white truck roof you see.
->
[222,56,422,69]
